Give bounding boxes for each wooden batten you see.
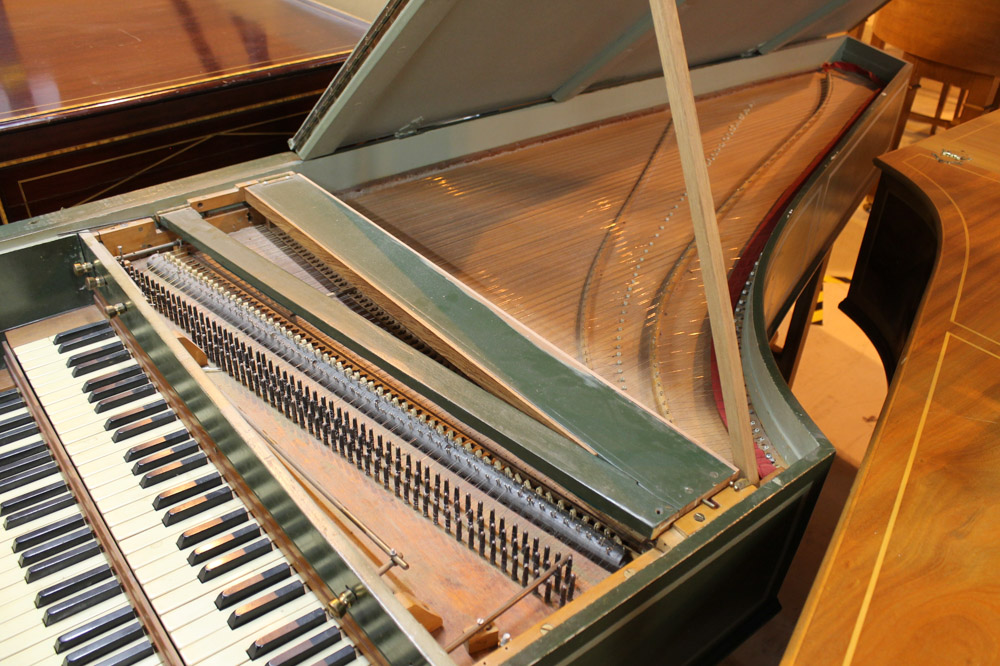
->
[648,0,758,484]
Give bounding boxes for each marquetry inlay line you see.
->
[0,91,323,170]
[842,331,953,665]
[951,322,1000,353]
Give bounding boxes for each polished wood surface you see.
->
[785,111,1000,664]
[0,0,366,222]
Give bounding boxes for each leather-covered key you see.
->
[25,541,102,583]
[188,522,260,565]
[18,527,94,567]
[140,452,207,488]
[36,564,113,609]
[198,537,272,582]
[4,490,74,529]
[227,580,305,628]
[81,365,142,393]
[0,479,67,515]
[94,383,155,413]
[63,621,145,666]
[153,472,222,510]
[215,562,291,609]
[53,321,111,345]
[177,508,249,549]
[124,429,188,462]
[132,440,200,476]
[112,410,177,442]
[54,605,135,653]
[0,460,59,495]
[265,625,343,666]
[42,579,122,626]
[162,487,232,526]
[104,399,168,431]
[65,341,125,368]
[246,608,327,660]
[12,513,87,552]
[71,350,131,378]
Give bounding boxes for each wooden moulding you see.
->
[2,338,186,666]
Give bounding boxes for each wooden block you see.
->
[395,591,443,634]
[465,621,499,655]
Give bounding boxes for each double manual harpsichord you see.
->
[0,1,909,663]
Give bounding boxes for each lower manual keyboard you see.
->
[9,318,365,666]
[0,385,161,666]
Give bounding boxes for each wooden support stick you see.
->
[648,0,758,484]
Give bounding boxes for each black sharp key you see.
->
[19,527,93,566]
[104,399,168,431]
[0,411,34,435]
[124,429,189,462]
[57,327,116,353]
[163,487,232,526]
[55,605,135,653]
[177,508,248,549]
[0,387,19,404]
[153,472,222,510]
[0,421,40,446]
[228,580,305,629]
[0,460,60,495]
[247,608,327,660]
[313,645,357,666]
[36,564,113,609]
[12,513,86,552]
[0,479,67,515]
[266,625,343,666]
[112,410,177,442]
[215,562,291,609]
[43,579,121,626]
[53,321,111,345]
[0,398,25,416]
[132,440,200,476]
[94,383,156,414]
[66,341,125,368]
[93,638,154,666]
[81,365,142,393]
[189,522,261,565]
[4,491,75,529]
[71,350,131,378]
[140,452,207,488]
[63,621,145,666]
[89,374,148,403]
[0,440,48,466]
[25,540,102,583]
[0,450,52,482]
[198,537,272,582]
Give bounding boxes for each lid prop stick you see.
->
[648,0,759,484]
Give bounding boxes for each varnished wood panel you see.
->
[785,111,1000,664]
[0,0,367,223]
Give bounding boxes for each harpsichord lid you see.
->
[291,0,886,159]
